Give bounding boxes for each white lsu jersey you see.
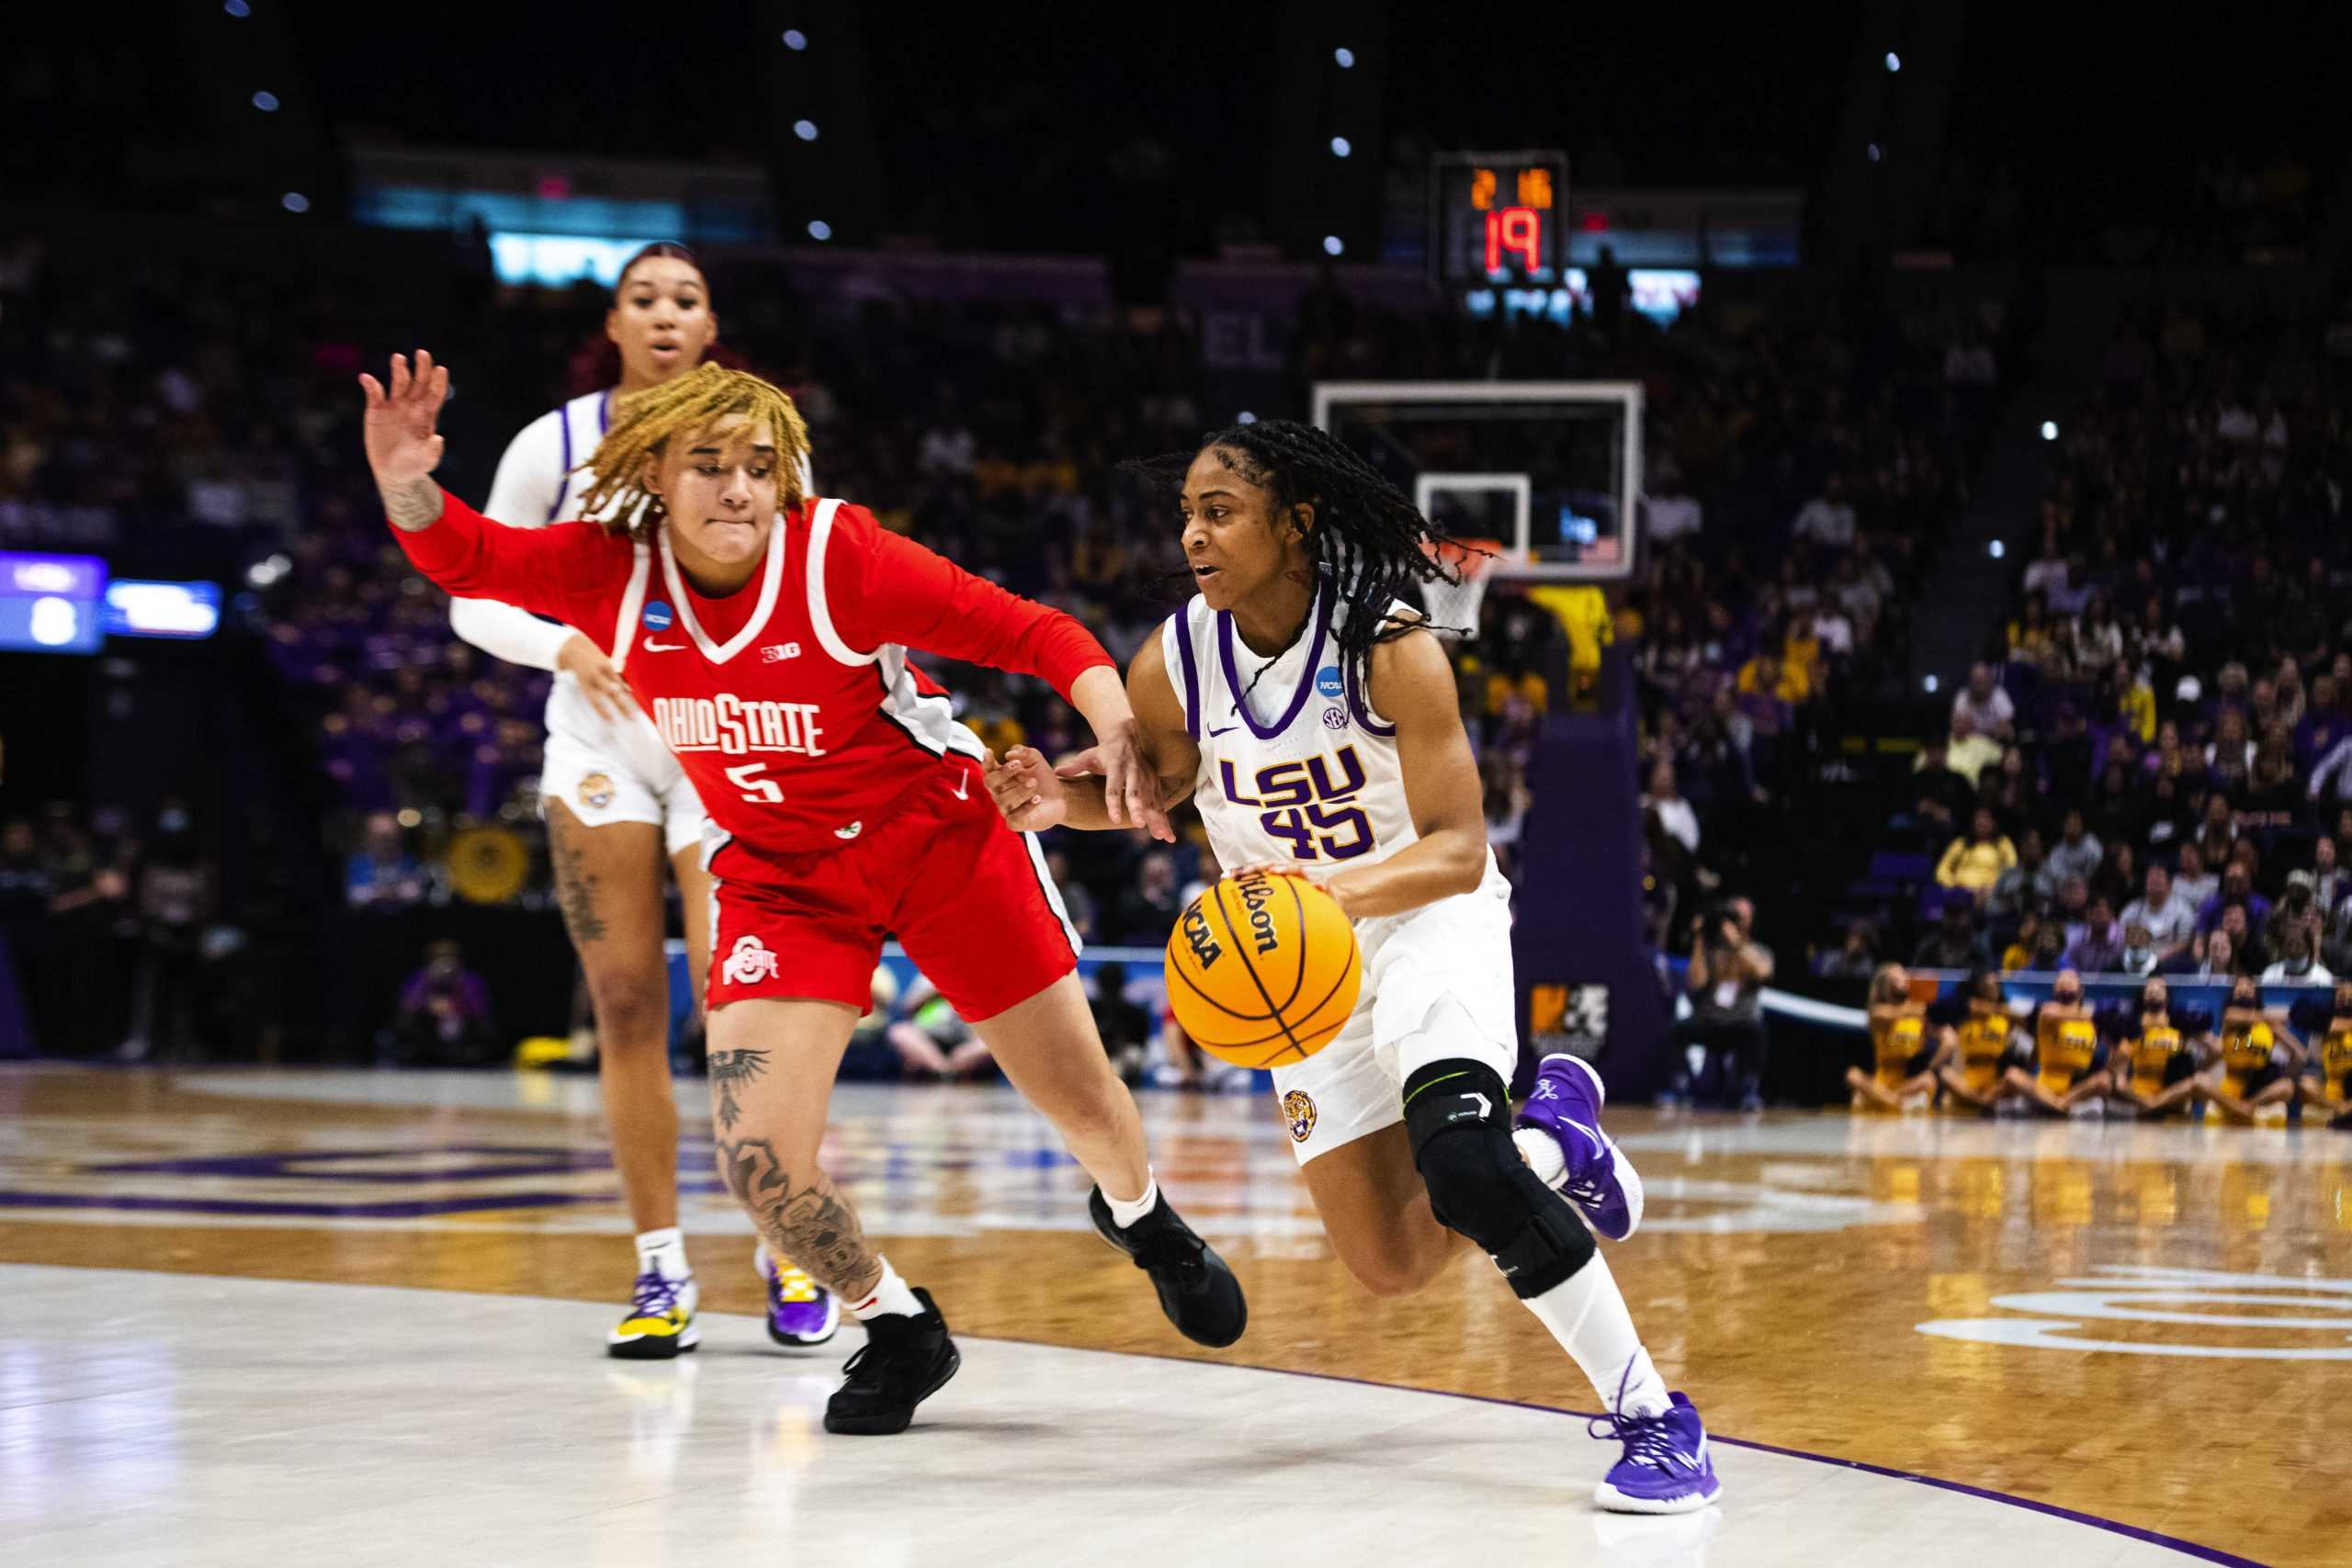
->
[1168,587,1420,884]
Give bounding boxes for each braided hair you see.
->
[575,363,811,538]
[1135,419,1474,687]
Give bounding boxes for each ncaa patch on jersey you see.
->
[642,601,674,631]
[1314,665,1344,698]
[1282,1089,1317,1143]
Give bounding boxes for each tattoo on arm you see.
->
[707,1048,768,1132]
[383,476,446,532]
[548,824,606,945]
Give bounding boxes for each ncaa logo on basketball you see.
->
[1181,905,1223,968]
[1314,665,1344,699]
[642,601,674,631]
[722,934,780,986]
[1282,1090,1317,1143]
[576,773,616,809]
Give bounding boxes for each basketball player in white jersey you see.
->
[985,420,1719,1513]
[459,243,834,1357]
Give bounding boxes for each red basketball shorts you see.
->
[705,761,1080,1022]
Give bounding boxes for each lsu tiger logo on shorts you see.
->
[1282,1089,1317,1143]
[722,934,780,986]
[577,773,616,809]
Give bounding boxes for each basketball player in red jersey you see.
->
[359,352,1245,1435]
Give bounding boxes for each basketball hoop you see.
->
[1419,536,1502,638]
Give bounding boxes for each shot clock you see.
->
[1429,151,1567,289]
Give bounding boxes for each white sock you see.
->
[1518,1251,1670,1417]
[1102,1170,1159,1230]
[847,1256,925,1321]
[1512,1126,1567,1189]
[635,1226,690,1283]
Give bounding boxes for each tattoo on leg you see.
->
[707,1048,768,1132]
[549,824,607,945]
[716,1136,789,1204]
[765,1176,880,1298]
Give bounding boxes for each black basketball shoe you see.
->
[823,1287,960,1436]
[1089,1187,1249,1348]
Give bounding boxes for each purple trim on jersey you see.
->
[598,389,612,434]
[1216,589,1330,741]
[1343,658,1395,737]
[1171,609,1202,740]
[548,403,574,524]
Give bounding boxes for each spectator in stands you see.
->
[1935,807,2016,900]
[345,813,424,909]
[2122,864,2199,962]
[887,976,995,1080]
[2044,809,2105,896]
[1664,898,1774,1111]
[2267,871,2324,954]
[1790,473,1856,550]
[2312,837,2349,914]
[2261,925,2333,986]
[119,801,213,1063]
[1111,851,1184,944]
[1044,848,1098,942]
[1908,735,1974,844]
[2307,727,2352,810]
[2167,927,2241,979]
[1915,898,1990,969]
[1645,464,1702,545]
[2063,894,2126,972]
[2175,840,2219,909]
[1986,829,2047,922]
[2001,911,2045,972]
[1642,760,1700,856]
[2198,863,2272,936]
[1945,707,2003,787]
[1952,662,2016,741]
[393,940,496,1067]
[2118,920,2162,976]
[1815,921,1879,980]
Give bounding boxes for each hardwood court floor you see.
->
[1,1065,2346,1566]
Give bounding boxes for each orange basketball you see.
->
[1164,872,1362,1068]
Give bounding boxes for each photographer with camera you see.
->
[1660,897,1776,1111]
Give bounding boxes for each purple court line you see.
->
[977,1333,2272,1568]
[0,1185,727,1219]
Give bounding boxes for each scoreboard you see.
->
[1429,151,1567,290]
[0,552,106,655]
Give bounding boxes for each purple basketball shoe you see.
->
[757,1244,840,1348]
[1516,1053,1645,1241]
[1591,1393,1721,1514]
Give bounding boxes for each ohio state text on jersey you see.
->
[391,490,1112,857]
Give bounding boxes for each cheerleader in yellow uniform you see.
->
[2107,976,2202,1120]
[2292,980,2352,1130]
[2000,968,2109,1115]
[2200,976,2303,1125]
[1847,964,1947,1111]
[1936,968,2018,1113]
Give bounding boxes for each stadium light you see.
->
[1865,142,1882,163]
[252,90,279,112]
[807,220,832,242]
[2041,421,2058,441]
[223,0,250,15]
[1885,51,1901,72]
[1924,674,1940,694]
[281,192,311,213]
[1988,539,2005,559]
[1330,137,1351,158]
[794,119,819,141]
[781,28,808,50]
[1322,235,1344,256]
[1334,46,1355,67]
[1237,412,1258,425]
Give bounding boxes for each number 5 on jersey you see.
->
[725,762,784,804]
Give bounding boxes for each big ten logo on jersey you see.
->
[1219,746,1374,862]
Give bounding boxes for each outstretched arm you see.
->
[987,630,1193,841]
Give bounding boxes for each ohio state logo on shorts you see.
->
[722,934,780,986]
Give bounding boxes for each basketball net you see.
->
[1419,536,1501,639]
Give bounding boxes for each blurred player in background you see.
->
[451,243,836,1357]
[365,352,1244,1436]
[989,420,1718,1514]
[886,975,995,1080]
[1846,964,1943,1111]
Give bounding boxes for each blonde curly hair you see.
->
[575,364,811,536]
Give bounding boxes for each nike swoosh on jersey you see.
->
[642,639,685,651]
[1205,725,1238,738]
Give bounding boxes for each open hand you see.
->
[1058,725,1174,842]
[985,746,1069,832]
[357,351,451,488]
[556,633,636,722]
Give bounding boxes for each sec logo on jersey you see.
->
[642,601,674,631]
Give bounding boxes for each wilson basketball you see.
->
[1164,872,1362,1068]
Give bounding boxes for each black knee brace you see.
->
[1403,1059,1596,1299]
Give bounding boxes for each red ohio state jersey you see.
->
[392,490,1111,858]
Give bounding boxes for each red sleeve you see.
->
[390,489,622,636]
[823,503,1113,700]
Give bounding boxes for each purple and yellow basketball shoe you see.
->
[1516,1053,1645,1241]
[756,1244,840,1348]
[1592,1393,1722,1514]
